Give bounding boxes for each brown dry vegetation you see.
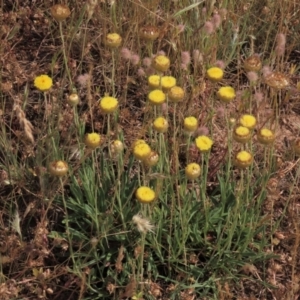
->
[1,0,300,299]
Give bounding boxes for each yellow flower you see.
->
[136,186,156,204]
[234,151,253,169]
[217,86,236,103]
[168,86,185,102]
[257,128,275,145]
[148,75,161,89]
[206,67,223,82]
[100,96,118,113]
[48,160,68,176]
[148,89,166,105]
[195,136,213,152]
[161,76,176,92]
[152,55,170,72]
[184,117,198,133]
[105,33,122,48]
[85,133,101,150]
[133,143,151,161]
[50,4,71,22]
[153,117,168,133]
[34,75,53,91]
[185,163,201,180]
[239,114,256,129]
[143,151,159,167]
[132,139,147,148]
[67,93,79,106]
[233,126,251,143]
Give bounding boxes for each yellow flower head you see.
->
[148,89,166,105]
[184,116,198,133]
[136,186,156,204]
[217,86,236,103]
[233,126,251,143]
[234,151,253,169]
[152,55,170,72]
[100,96,118,113]
[48,160,69,177]
[153,117,168,133]
[195,136,213,152]
[143,151,159,167]
[105,33,122,48]
[132,139,147,148]
[239,114,256,129]
[185,163,201,180]
[34,75,53,91]
[206,67,224,82]
[168,86,185,102]
[257,128,275,145]
[85,133,101,150]
[161,76,176,92]
[148,75,161,89]
[133,143,151,161]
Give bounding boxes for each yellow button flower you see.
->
[234,151,253,169]
[85,133,101,150]
[184,116,198,133]
[153,117,168,133]
[67,93,79,106]
[100,96,118,113]
[233,126,251,143]
[105,33,122,48]
[133,143,151,161]
[217,86,236,103]
[152,55,170,72]
[257,128,275,145]
[195,136,213,152]
[148,75,161,89]
[48,160,69,176]
[136,186,156,204]
[34,75,53,91]
[239,114,256,129]
[161,76,176,92]
[168,86,185,102]
[148,89,166,105]
[185,163,201,180]
[206,67,223,82]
